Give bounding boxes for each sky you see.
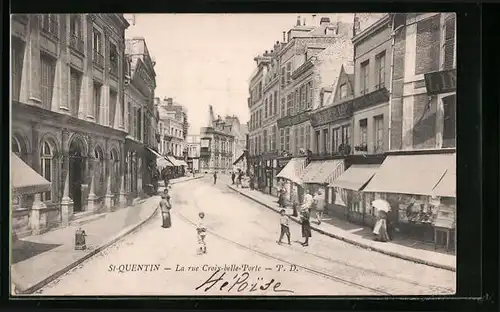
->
[125,14,353,135]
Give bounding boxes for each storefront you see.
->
[276,156,307,205]
[362,152,456,246]
[330,164,380,226]
[300,158,345,217]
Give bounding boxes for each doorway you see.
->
[69,138,85,212]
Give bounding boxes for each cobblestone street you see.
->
[37,177,455,296]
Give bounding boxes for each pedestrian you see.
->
[313,189,325,225]
[231,172,236,184]
[373,210,390,242]
[276,209,291,245]
[300,207,312,246]
[160,193,172,228]
[213,171,217,185]
[237,170,243,188]
[197,212,207,254]
[279,180,288,208]
[301,189,314,211]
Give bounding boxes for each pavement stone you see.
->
[10,175,203,294]
[227,184,456,272]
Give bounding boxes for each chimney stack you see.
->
[282,31,286,42]
[312,14,317,25]
[320,17,331,26]
[296,16,301,26]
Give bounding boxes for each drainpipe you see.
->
[388,14,397,152]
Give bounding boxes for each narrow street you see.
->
[37,177,455,296]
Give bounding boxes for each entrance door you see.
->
[69,139,85,212]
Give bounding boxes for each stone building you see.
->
[186,134,201,172]
[224,116,248,173]
[124,36,158,198]
[199,106,234,173]
[11,14,130,237]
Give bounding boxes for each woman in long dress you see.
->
[160,194,172,228]
[301,208,312,246]
[373,210,390,242]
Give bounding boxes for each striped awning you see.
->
[301,159,344,185]
[11,152,51,196]
[363,153,454,196]
[276,157,307,185]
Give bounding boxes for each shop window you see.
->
[40,53,56,109]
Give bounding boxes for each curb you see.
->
[17,176,201,295]
[227,185,456,272]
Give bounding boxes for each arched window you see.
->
[40,141,53,201]
[12,137,21,157]
[94,147,104,196]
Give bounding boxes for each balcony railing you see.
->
[69,33,84,55]
[93,50,104,68]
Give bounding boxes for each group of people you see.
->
[231,170,244,188]
[277,188,325,247]
[159,180,208,255]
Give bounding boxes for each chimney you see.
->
[296,16,301,26]
[312,14,317,25]
[303,18,306,26]
[282,31,286,43]
[320,17,330,26]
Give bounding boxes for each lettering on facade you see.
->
[424,69,457,96]
[309,101,353,127]
[277,111,310,129]
[352,88,390,112]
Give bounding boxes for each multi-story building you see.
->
[156,97,189,174]
[274,16,354,203]
[186,134,201,172]
[124,36,158,200]
[11,14,130,236]
[199,106,234,173]
[361,13,456,247]
[224,116,248,173]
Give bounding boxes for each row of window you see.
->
[158,123,183,139]
[263,90,279,119]
[160,141,183,157]
[359,115,385,152]
[359,51,386,95]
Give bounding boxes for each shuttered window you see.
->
[272,126,277,151]
[263,130,268,153]
[273,91,278,116]
[109,90,117,127]
[305,125,311,150]
[443,16,456,70]
[264,98,268,118]
[11,39,24,102]
[93,83,101,121]
[280,129,285,152]
[40,54,56,109]
[70,69,82,116]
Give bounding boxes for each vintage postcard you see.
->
[10,13,456,296]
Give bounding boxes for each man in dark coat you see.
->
[231,172,236,184]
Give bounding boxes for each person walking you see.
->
[197,212,207,254]
[276,209,291,245]
[313,190,325,225]
[302,189,314,211]
[236,170,243,188]
[160,193,172,228]
[231,171,236,184]
[300,207,312,246]
[213,171,217,184]
[278,181,287,208]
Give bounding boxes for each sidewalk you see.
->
[11,175,202,294]
[227,184,456,272]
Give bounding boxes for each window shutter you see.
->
[443,17,455,70]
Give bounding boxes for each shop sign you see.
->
[277,110,310,128]
[352,87,390,112]
[309,100,353,127]
[424,69,457,95]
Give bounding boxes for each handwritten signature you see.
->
[195,269,294,294]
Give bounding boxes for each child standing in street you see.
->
[277,209,291,245]
[197,212,207,254]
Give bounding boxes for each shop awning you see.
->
[276,157,307,185]
[300,159,344,185]
[11,152,51,196]
[329,164,380,191]
[233,150,247,165]
[166,155,179,166]
[363,153,455,196]
[147,147,174,168]
[432,157,456,197]
[177,160,188,167]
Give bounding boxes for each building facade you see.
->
[157,98,187,158]
[124,36,158,199]
[186,134,201,172]
[11,14,130,237]
[224,116,248,173]
[199,106,235,173]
